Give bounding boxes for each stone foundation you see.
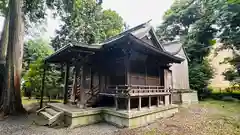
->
[102,106,178,128]
[48,103,178,128]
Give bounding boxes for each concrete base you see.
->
[172,90,198,104]
[48,103,179,128]
[102,105,178,128]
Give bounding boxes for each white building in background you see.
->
[208,42,233,89]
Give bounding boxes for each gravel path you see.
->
[117,102,240,135]
[1,102,239,135]
[0,116,118,135]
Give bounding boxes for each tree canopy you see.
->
[156,0,220,93]
[51,0,124,50]
[157,0,240,92]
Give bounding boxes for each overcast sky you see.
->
[45,0,174,39]
[102,0,174,27]
[0,0,174,39]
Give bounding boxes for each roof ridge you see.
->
[101,20,152,44]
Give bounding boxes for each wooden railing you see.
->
[130,85,168,94]
[102,85,171,96]
[104,85,130,95]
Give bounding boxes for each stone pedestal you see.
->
[77,102,85,109]
[164,95,170,105]
[172,90,199,104]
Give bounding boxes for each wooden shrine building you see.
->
[40,21,194,112]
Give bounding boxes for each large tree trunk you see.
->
[0,0,25,115]
[0,10,10,106]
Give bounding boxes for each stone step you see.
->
[34,114,49,126]
[45,108,59,116]
[40,111,53,119]
[36,106,64,127]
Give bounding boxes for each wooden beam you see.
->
[40,62,46,108]
[63,63,70,104]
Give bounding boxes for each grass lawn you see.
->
[201,99,240,113]
[21,97,62,105]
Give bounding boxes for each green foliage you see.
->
[51,0,124,50]
[0,0,8,15]
[159,0,240,94]
[156,0,219,93]
[102,10,123,39]
[223,68,239,85]
[23,39,53,73]
[228,0,240,4]
[216,1,240,84]
[23,39,62,97]
[23,60,62,97]
[189,60,214,91]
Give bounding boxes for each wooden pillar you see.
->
[145,64,147,85]
[90,67,94,96]
[157,96,160,107]
[158,67,161,86]
[104,75,107,89]
[71,66,78,102]
[138,96,141,111]
[115,97,118,110]
[163,96,165,105]
[164,69,168,90]
[125,55,130,85]
[170,94,172,105]
[80,65,86,107]
[63,63,70,104]
[98,72,102,92]
[40,62,46,108]
[127,97,131,112]
[148,96,151,108]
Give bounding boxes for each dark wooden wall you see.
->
[129,58,164,86]
[84,48,167,88]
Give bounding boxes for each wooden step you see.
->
[40,111,53,119]
[45,108,58,116]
